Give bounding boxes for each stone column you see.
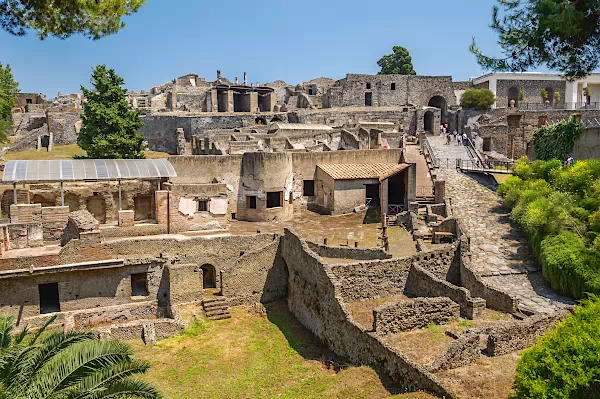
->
[434,180,446,204]
[210,89,218,113]
[226,90,234,112]
[249,92,259,113]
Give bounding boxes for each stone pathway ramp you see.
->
[427,134,472,167]
[437,169,573,314]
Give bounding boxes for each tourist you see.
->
[453,130,458,141]
[446,133,451,145]
[566,154,575,166]
[462,133,468,146]
[457,134,462,145]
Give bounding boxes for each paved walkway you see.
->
[437,168,573,313]
[427,134,472,167]
[405,145,433,196]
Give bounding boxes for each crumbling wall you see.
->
[307,241,391,261]
[373,297,460,335]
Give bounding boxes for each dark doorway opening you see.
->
[201,264,217,289]
[508,87,519,107]
[255,117,267,125]
[388,172,406,206]
[303,180,315,196]
[247,195,257,209]
[424,111,434,132]
[266,192,282,208]
[483,138,492,152]
[39,283,60,314]
[41,135,50,149]
[365,183,380,206]
[365,92,372,106]
[131,273,149,296]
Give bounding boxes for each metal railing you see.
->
[508,102,600,111]
[456,158,514,173]
[423,137,440,168]
[388,204,406,215]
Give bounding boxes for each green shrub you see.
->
[498,158,600,299]
[459,88,496,110]
[533,115,584,161]
[511,296,600,399]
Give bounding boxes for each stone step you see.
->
[203,304,228,311]
[205,309,230,318]
[202,297,224,304]
[207,313,231,321]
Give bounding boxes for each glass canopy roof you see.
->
[2,159,177,183]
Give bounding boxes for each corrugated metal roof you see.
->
[268,123,333,131]
[317,163,410,180]
[2,159,177,183]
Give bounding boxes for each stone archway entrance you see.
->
[428,96,447,125]
[201,264,217,289]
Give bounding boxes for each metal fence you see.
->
[456,159,514,173]
[512,102,600,111]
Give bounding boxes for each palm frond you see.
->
[0,317,13,349]
[14,327,29,345]
[86,377,162,399]
[28,315,58,345]
[27,339,133,398]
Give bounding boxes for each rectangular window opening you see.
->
[247,195,257,209]
[365,92,372,107]
[131,273,149,297]
[266,192,282,208]
[303,180,315,196]
[39,283,60,314]
[391,83,396,90]
[197,199,208,212]
[366,83,371,90]
[26,99,33,104]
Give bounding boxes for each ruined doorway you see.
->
[428,96,447,125]
[424,111,434,132]
[87,196,106,224]
[388,172,406,207]
[255,117,267,126]
[365,92,373,107]
[365,184,380,207]
[134,194,152,221]
[41,135,50,149]
[217,90,228,112]
[201,264,217,289]
[483,138,492,152]
[39,282,60,314]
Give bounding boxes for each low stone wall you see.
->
[406,264,485,319]
[412,244,459,283]
[98,318,183,344]
[373,297,460,335]
[330,257,413,302]
[486,310,569,356]
[307,241,391,261]
[220,235,288,306]
[69,301,160,328]
[429,333,481,372]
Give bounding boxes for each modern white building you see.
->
[470,72,600,109]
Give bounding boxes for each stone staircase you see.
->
[202,297,231,320]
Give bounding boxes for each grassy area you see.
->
[130,302,436,399]
[3,144,169,161]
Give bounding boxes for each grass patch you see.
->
[3,144,169,162]
[458,318,474,328]
[131,302,436,399]
[427,323,442,334]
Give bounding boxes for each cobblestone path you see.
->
[427,134,472,167]
[436,168,574,313]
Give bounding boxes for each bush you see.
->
[498,158,600,298]
[459,88,496,110]
[511,296,600,399]
[533,115,584,161]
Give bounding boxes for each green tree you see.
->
[0,0,146,40]
[519,89,526,103]
[511,296,600,399]
[459,88,497,110]
[0,63,19,143]
[541,88,548,101]
[0,315,161,398]
[377,46,416,75]
[470,0,600,78]
[78,65,145,159]
[554,91,561,104]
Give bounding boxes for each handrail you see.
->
[423,136,440,168]
[456,158,514,173]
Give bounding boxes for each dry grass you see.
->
[383,326,454,365]
[434,353,520,399]
[2,144,169,162]
[130,301,437,399]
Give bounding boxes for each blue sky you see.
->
[1,0,533,96]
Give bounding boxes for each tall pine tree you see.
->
[0,63,19,143]
[78,65,145,159]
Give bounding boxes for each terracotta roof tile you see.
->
[317,163,410,180]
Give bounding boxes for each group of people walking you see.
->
[442,124,468,146]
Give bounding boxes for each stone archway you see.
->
[201,264,217,289]
[424,111,434,132]
[428,96,448,125]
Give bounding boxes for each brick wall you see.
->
[41,206,69,242]
[373,297,460,335]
